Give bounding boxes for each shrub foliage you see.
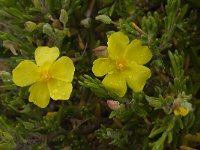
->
[0,0,200,149]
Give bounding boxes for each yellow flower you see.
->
[174,106,189,116]
[92,32,152,97]
[12,46,75,108]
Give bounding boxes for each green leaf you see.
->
[149,127,165,138]
[43,23,54,37]
[95,15,112,24]
[167,132,173,144]
[145,95,163,109]
[21,121,35,130]
[149,133,167,150]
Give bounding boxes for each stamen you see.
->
[40,70,51,81]
[116,59,126,71]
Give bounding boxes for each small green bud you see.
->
[95,15,112,24]
[59,9,68,28]
[0,71,12,84]
[81,18,91,28]
[24,21,37,32]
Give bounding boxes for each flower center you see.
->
[116,59,126,71]
[40,70,52,81]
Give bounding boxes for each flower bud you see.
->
[92,46,108,58]
[107,100,121,110]
[25,21,37,32]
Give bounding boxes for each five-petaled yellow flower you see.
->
[174,106,189,116]
[92,32,152,97]
[12,47,75,108]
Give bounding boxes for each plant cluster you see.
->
[0,0,200,149]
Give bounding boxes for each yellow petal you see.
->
[29,82,50,108]
[125,62,151,92]
[107,32,129,59]
[92,58,115,77]
[12,60,40,87]
[174,107,189,116]
[47,79,72,100]
[35,46,59,66]
[49,56,75,82]
[102,73,127,97]
[125,39,152,65]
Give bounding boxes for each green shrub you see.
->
[0,0,200,149]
